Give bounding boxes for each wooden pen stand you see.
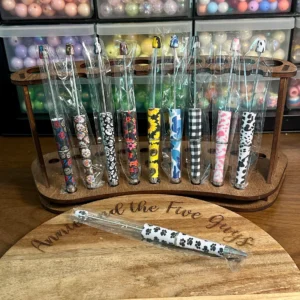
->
[11,57,297,213]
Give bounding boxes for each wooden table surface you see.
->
[0,133,300,270]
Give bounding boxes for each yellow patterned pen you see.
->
[148,36,162,184]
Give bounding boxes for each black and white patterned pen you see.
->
[73,209,247,262]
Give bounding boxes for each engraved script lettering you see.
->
[130,201,159,213]
[206,215,253,247]
[31,221,82,252]
[166,201,202,219]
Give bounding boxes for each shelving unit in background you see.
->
[1,0,300,135]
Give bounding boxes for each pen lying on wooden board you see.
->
[72,208,247,270]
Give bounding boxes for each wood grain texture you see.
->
[131,294,300,300]
[31,142,287,204]
[10,57,297,86]
[38,170,285,213]
[0,194,300,300]
[0,134,300,271]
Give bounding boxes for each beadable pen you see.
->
[72,209,247,263]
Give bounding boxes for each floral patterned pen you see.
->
[120,41,140,184]
[73,209,247,266]
[66,44,98,189]
[39,46,77,194]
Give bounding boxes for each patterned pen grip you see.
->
[188,108,202,184]
[122,110,139,183]
[213,110,232,186]
[235,112,256,189]
[141,224,225,257]
[51,118,77,193]
[148,108,161,184]
[74,114,96,189]
[169,109,183,183]
[99,112,119,187]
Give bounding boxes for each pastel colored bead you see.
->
[261,50,272,57]
[297,85,300,93]
[199,32,212,45]
[278,0,289,11]
[73,43,83,57]
[248,0,259,11]
[11,57,24,70]
[269,1,277,10]
[80,36,93,45]
[56,45,66,58]
[21,0,33,4]
[65,3,77,16]
[241,41,250,53]
[2,0,16,11]
[218,2,228,12]
[222,40,232,53]
[28,45,39,59]
[163,0,178,15]
[152,1,163,14]
[237,1,248,12]
[78,3,90,16]
[34,37,46,45]
[9,37,22,46]
[259,1,270,11]
[15,44,27,59]
[272,31,285,43]
[113,2,125,14]
[108,0,120,5]
[42,4,56,16]
[287,96,300,108]
[213,32,227,45]
[273,48,285,59]
[139,2,152,15]
[62,36,76,45]
[289,87,299,98]
[239,30,252,41]
[24,57,36,68]
[47,36,61,47]
[197,4,207,13]
[51,0,65,11]
[207,1,218,13]
[15,3,27,17]
[125,2,139,16]
[28,3,42,17]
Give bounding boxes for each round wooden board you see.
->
[1,194,300,300]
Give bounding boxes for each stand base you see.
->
[32,142,287,213]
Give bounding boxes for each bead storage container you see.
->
[97,0,190,19]
[0,24,95,72]
[16,75,156,117]
[96,21,192,60]
[195,18,293,59]
[290,18,300,64]
[287,69,300,109]
[196,0,291,15]
[16,78,93,114]
[0,0,93,20]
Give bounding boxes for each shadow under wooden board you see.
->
[1,194,300,300]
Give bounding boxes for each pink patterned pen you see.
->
[212,38,240,186]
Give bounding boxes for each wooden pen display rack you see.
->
[11,57,297,213]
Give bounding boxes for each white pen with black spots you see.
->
[73,209,247,261]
